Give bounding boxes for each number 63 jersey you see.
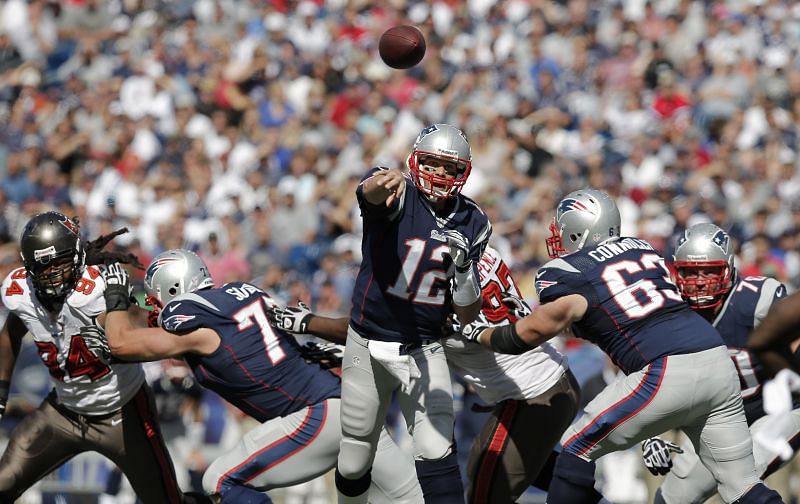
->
[534,237,723,374]
[1,266,144,416]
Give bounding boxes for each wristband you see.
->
[489,323,534,355]
[104,285,132,312]
[453,265,480,307]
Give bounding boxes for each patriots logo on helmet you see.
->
[162,314,196,331]
[557,198,598,219]
[711,230,729,251]
[416,124,439,142]
[59,217,80,235]
[145,257,181,284]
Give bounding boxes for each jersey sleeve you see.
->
[753,278,787,327]
[355,167,406,220]
[159,293,224,333]
[534,258,591,304]
[0,267,29,312]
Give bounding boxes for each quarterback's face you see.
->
[418,155,459,197]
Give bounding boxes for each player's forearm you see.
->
[306,316,349,344]
[0,314,24,382]
[453,298,482,326]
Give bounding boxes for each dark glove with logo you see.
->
[267,302,313,334]
[103,263,133,313]
[299,342,345,370]
[642,437,683,476]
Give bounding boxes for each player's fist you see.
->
[641,437,683,475]
[103,262,133,312]
[461,320,490,344]
[267,302,313,334]
[80,325,113,365]
[444,229,471,272]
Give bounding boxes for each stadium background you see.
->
[2,0,800,502]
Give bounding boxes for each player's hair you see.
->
[72,216,143,269]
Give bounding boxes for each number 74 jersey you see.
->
[1,266,144,416]
[534,237,723,374]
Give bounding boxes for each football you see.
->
[379,25,426,69]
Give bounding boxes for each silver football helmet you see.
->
[673,223,735,309]
[407,123,472,199]
[546,188,621,257]
[144,249,214,309]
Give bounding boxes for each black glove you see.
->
[103,263,133,312]
[267,302,313,334]
[642,437,683,476]
[79,325,113,365]
[298,341,344,370]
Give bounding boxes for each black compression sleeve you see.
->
[489,323,535,355]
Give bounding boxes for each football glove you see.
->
[267,302,313,334]
[443,229,472,272]
[502,293,532,319]
[298,341,344,370]
[641,437,683,476]
[79,325,113,365]
[461,320,491,343]
[0,379,9,422]
[103,262,133,312]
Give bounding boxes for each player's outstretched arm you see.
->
[0,313,26,419]
[748,291,800,376]
[102,262,219,361]
[266,303,348,344]
[361,168,406,207]
[463,294,587,354]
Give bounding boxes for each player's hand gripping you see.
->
[103,262,133,312]
[444,229,472,272]
[641,437,683,475]
[461,320,491,344]
[502,293,532,319]
[267,302,313,334]
[79,325,113,365]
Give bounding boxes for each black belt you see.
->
[47,390,120,423]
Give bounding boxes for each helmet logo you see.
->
[145,257,181,284]
[59,217,79,235]
[711,230,729,252]
[557,198,599,219]
[34,246,57,263]
[416,124,439,142]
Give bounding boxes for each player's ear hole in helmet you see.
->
[673,223,735,309]
[546,189,621,258]
[407,123,472,200]
[144,249,214,326]
[20,211,85,306]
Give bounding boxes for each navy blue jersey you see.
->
[535,237,722,373]
[159,282,340,422]
[349,167,492,343]
[712,275,787,423]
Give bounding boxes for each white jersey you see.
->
[444,246,568,405]
[1,266,144,415]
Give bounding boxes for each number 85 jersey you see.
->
[534,237,723,374]
[1,266,144,416]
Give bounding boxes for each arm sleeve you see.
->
[159,298,221,333]
[535,260,592,305]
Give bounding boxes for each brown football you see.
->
[379,25,426,69]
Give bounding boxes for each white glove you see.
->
[502,294,532,319]
[461,320,490,343]
[443,229,471,272]
[267,302,313,334]
[641,437,683,476]
[79,325,113,365]
[763,369,800,415]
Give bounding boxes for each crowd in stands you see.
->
[2,0,800,501]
